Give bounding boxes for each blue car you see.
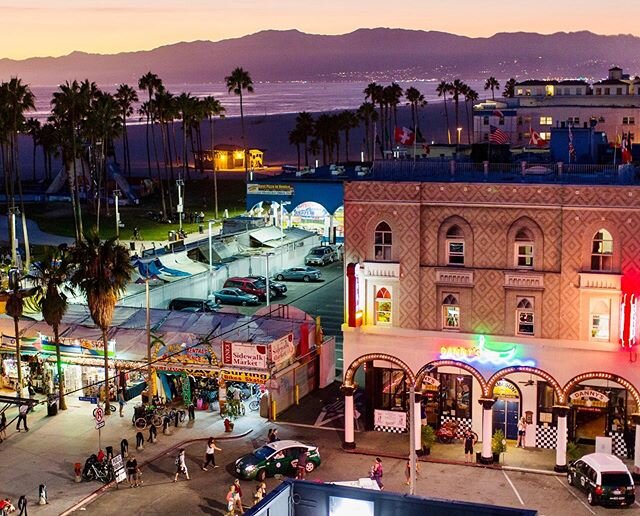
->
[275,266,322,282]
[212,287,260,306]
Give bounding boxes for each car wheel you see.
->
[305,462,315,473]
[241,301,248,306]
[276,274,284,281]
[303,275,310,282]
[587,491,596,506]
[215,298,221,304]
[256,469,266,482]
[567,472,573,485]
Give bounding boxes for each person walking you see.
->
[173,448,190,482]
[267,428,279,443]
[225,485,236,516]
[370,457,384,490]
[464,429,476,463]
[404,459,421,485]
[16,402,29,432]
[296,450,308,480]
[517,416,527,448]
[253,482,266,506]
[126,455,139,487]
[0,411,7,442]
[233,479,245,514]
[202,437,222,470]
[118,389,126,417]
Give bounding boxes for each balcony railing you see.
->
[579,272,621,291]
[504,272,545,290]
[435,268,474,286]
[363,261,400,279]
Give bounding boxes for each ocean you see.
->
[29,79,489,122]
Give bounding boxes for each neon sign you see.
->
[439,335,536,367]
[346,263,363,327]
[620,291,638,349]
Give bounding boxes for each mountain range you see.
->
[2,28,640,85]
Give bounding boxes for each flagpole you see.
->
[613,126,618,168]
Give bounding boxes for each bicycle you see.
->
[93,405,116,417]
[248,392,264,412]
[133,407,163,430]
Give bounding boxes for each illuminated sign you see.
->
[439,335,536,367]
[630,294,637,347]
[346,263,363,328]
[247,184,294,196]
[493,380,519,399]
[620,292,638,349]
[570,389,609,408]
[421,375,440,392]
[619,293,626,347]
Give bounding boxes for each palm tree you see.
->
[484,77,500,101]
[38,122,57,181]
[70,229,133,415]
[463,87,479,144]
[225,67,254,181]
[138,73,163,180]
[503,78,517,98]
[436,81,452,144]
[357,102,377,161]
[201,96,225,219]
[450,79,467,144]
[364,82,384,156]
[288,127,305,170]
[340,110,360,162]
[294,112,314,166]
[29,246,74,410]
[115,84,138,177]
[176,92,194,180]
[405,87,427,136]
[153,89,176,213]
[5,284,24,391]
[25,117,40,182]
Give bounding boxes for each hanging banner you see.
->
[222,341,268,369]
[269,333,295,366]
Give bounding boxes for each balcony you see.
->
[435,268,474,287]
[504,272,545,290]
[579,272,621,291]
[363,261,400,279]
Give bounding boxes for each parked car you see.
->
[305,246,337,266]
[224,276,275,301]
[235,440,321,481]
[211,287,260,306]
[275,266,322,282]
[567,453,635,506]
[168,298,219,312]
[247,275,287,297]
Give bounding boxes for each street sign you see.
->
[95,420,106,430]
[79,396,98,404]
[94,407,104,423]
[111,454,127,484]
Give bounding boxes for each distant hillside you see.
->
[1,28,639,85]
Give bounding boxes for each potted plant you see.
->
[492,429,507,463]
[420,424,436,456]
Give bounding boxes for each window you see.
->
[623,116,635,125]
[604,87,611,95]
[617,87,623,95]
[442,294,460,329]
[540,131,551,141]
[564,87,570,95]
[439,373,472,418]
[446,226,465,265]
[516,298,534,336]
[568,117,580,125]
[374,222,392,261]
[515,228,534,268]
[498,116,505,125]
[539,116,553,125]
[591,229,613,271]
[590,299,610,340]
[595,88,602,95]
[575,88,582,95]
[483,115,489,126]
[375,288,392,325]
[377,368,408,411]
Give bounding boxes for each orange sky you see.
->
[2,1,638,60]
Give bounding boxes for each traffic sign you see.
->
[94,407,104,423]
[95,420,106,430]
[79,396,98,404]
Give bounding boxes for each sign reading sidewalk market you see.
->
[223,341,268,369]
[269,333,295,366]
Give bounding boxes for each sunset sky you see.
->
[2,0,638,60]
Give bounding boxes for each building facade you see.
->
[342,178,640,469]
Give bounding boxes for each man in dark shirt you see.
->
[296,450,308,480]
[126,456,139,487]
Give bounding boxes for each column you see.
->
[342,386,356,450]
[632,414,640,476]
[553,405,570,473]
[479,398,495,464]
[414,393,423,455]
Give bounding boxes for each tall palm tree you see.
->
[201,96,225,219]
[138,73,163,179]
[70,229,133,415]
[153,89,176,213]
[139,101,167,218]
[463,87,479,144]
[5,285,24,391]
[225,67,254,181]
[114,84,138,177]
[364,82,384,156]
[340,110,360,162]
[288,127,305,170]
[294,112,314,166]
[29,246,74,410]
[484,77,500,101]
[357,102,378,161]
[405,87,427,136]
[176,92,194,180]
[38,122,57,181]
[436,81,452,144]
[25,117,40,182]
[450,79,467,144]
[503,78,517,98]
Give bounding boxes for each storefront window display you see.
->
[439,373,472,419]
[375,368,408,412]
[536,381,557,426]
[375,288,391,325]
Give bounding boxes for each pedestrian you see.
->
[136,431,144,450]
[267,428,279,443]
[118,389,126,417]
[233,479,245,514]
[296,450,308,480]
[16,402,29,432]
[17,495,26,516]
[517,416,527,448]
[202,437,222,471]
[253,482,266,506]
[126,455,139,487]
[225,485,236,516]
[148,423,157,443]
[0,411,7,442]
[404,459,421,485]
[173,448,190,482]
[188,402,195,421]
[370,457,384,490]
[464,430,476,463]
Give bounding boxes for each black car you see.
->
[247,275,287,297]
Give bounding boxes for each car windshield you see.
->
[253,279,266,287]
[311,250,324,256]
[601,472,631,487]
[253,446,274,461]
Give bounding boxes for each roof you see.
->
[516,80,558,86]
[249,226,315,248]
[581,453,630,472]
[214,143,263,152]
[592,79,629,86]
[266,440,311,452]
[557,80,588,86]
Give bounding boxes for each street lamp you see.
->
[113,189,121,240]
[264,252,274,308]
[456,127,462,145]
[208,219,216,296]
[176,179,184,232]
[143,263,154,399]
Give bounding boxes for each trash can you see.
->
[47,394,58,417]
[198,224,204,234]
[168,230,176,242]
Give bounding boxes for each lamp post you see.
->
[113,189,121,240]
[208,220,216,297]
[176,179,184,232]
[409,388,417,495]
[264,252,274,308]
[144,264,154,398]
[280,201,291,240]
[456,127,462,145]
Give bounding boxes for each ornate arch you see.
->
[343,353,415,389]
[487,366,563,401]
[562,371,640,407]
[415,360,488,396]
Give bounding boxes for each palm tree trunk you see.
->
[14,316,22,391]
[443,95,451,145]
[151,123,166,219]
[14,138,31,270]
[32,139,37,182]
[54,325,67,410]
[102,327,111,415]
[145,116,152,179]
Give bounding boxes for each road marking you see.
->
[554,476,596,515]
[635,500,640,508]
[502,470,524,506]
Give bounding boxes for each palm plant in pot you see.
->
[420,424,436,455]
[492,429,507,463]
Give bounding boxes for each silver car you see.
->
[275,266,322,282]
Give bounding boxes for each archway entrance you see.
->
[491,379,521,440]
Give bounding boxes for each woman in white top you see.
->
[517,416,527,448]
[202,437,222,471]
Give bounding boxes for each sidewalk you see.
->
[0,391,266,515]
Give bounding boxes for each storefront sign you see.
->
[152,335,220,368]
[619,293,638,348]
[220,369,269,384]
[569,389,609,403]
[79,396,98,404]
[493,380,519,399]
[439,335,536,367]
[269,333,295,366]
[247,184,294,196]
[374,409,407,431]
[421,375,440,392]
[346,263,363,327]
[222,341,268,369]
[40,334,115,358]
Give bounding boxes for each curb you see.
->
[60,429,253,516]
[276,421,346,432]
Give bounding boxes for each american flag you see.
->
[568,125,576,162]
[489,125,510,144]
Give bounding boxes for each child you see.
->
[404,459,420,485]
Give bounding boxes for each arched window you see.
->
[516,297,534,336]
[446,225,465,265]
[442,293,460,329]
[591,229,613,271]
[375,287,392,325]
[374,222,392,261]
[515,228,534,268]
